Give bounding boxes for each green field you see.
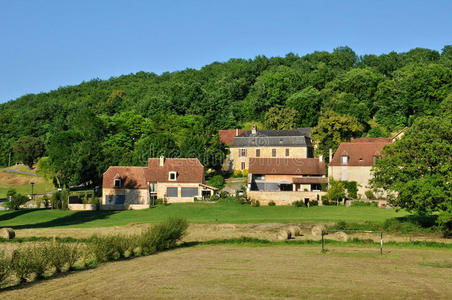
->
[0,181,55,198]
[0,202,408,229]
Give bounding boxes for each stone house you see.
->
[328,138,392,199]
[247,157,327,205]
[102,157,217,209]
[228,126,314,172]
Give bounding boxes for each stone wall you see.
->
[248,191,326,206]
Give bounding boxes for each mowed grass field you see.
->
[0,203,408,229]
[2,245,451,299]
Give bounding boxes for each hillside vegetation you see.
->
[0,46,451,187]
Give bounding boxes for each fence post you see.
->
[321,230,325,253]
[380,232,383,255]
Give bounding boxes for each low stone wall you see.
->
[68,204,98,211]
[248,191,326,206]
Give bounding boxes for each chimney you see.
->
[319,155,323,162]
[251,124,257,135]
[235,128,239,136]
[159,156,165,167]
[329,149,333,162]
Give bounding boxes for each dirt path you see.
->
[2,245,451,299]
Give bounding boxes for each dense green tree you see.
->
[311,111,364,162]
[264,107,298,130]
[13,136,44,168]
[371,113,452,235]
[286,86,321,127]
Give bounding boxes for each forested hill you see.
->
[0,46,451,187]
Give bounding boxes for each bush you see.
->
[4,189,29,210]
[0,251,11,286]
[327,178,345,201]
[47,242,81,272]
[88,235,133,263]
[242,169,248,177]
[10,246,48,283]
[351,201,378,207]
[310,200,319,206]
[208,175,225,189]
[342,181,358,199]
[232,170,242,178]
[292,200,305,207]
[251,200,260,207]
[268,201,276,206]
[365,190,376,200]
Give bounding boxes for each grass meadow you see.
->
[0,202,408,229]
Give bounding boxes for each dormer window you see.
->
[341,155,349,165]
[169,171,177,181]
[114,179,121,188]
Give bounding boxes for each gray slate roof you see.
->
[231,128,312,147]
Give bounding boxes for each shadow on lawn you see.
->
[11,210,118,229]
[0,209,36,222]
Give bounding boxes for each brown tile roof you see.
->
[329,141,391,167]
[103,158,204,189]
[249,158,326,175]
[146,158,204,183]
[219,129,248,145]
[350,137,393,143]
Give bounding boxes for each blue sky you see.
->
[0,0,451,103]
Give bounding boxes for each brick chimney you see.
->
[159,156,165,167]
[235,128,239,136]
[319,155,323,162]
[251,125,257,135]
[329,149,333,162]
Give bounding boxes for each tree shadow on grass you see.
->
[0,209,36,222]
[11,210,118,229]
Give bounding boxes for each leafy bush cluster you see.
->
[0,217,188,289]
[207,175,225,189]
[4,189,29,210]
[351,201,378,207]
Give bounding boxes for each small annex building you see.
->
[328,138,392,199]
[247,157,327,206]
[102,157,217,209]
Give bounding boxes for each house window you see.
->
[341,156,348,165]
[256,149,260,157]
[285,148,289,157]
[272,149,276,157]
[169,171,177,181]
[241,162,246,170]
[149,182,157,193]
[239,148,247,157]
[114,179,121,188]
[254,174,265,181]
[166,187,178,197]
[181,187,198,197]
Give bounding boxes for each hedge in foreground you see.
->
[0,217,188,289]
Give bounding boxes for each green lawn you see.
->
[0,182,55,198]
[0,202,408,229]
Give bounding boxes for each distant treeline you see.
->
[0,46,451,187]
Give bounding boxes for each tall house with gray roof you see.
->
[228,126,314,171]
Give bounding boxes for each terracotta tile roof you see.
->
[249,158,326,175]
[350,137,393,143]
[103,167,148,189]
[103,158,204,189]
[329,140,392,167]
[219,129,248,145]
[146,158,204,183]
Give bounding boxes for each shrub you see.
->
[351,201,378,207]
[232,170,242,177]
[342,181,358,199]
[11,248,37,283]
[268,201,276,206]
[365,190,376,200]
[242,169,248,177]
[292,200,305,207]
[47,242,81,272]
[310,200,319,206]
[88,235,133,263]
[251,200,260,207]
[4,189,29,210]
[0,251,11,286]
[208,175,225,189]
[144,217,188,252]
[327,178,345,201]
[209,195,220,201]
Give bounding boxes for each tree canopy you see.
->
[0,45,451,186]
